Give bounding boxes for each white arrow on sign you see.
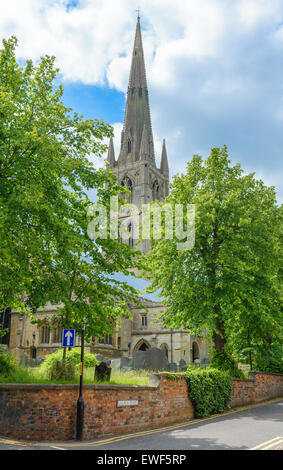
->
[65,331,73,346]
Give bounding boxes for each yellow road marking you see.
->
[0,397,282,448]
[251,436,283,450]
[0,438,32,447]
[262,438,283,450]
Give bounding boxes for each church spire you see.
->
[160,139,169,177]
[118,16,155,165]
[107,137,115,165]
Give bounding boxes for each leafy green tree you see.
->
[0,37,140,341]
[139,146,282,371]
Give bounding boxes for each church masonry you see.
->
[4,17,209,368]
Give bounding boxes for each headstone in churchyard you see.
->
[95,362,111,381]
[133,351,146,370]
[133,347,169,371]
[121,356,133,369]
[179,359,187,371]
[110,357,134,371]
[96,354,105,362]
[20,353,28,367]
[169,362,177,372]
[111,358,121,370]
[103,357,111,366]
[97,355,111,366]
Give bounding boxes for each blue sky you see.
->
[1,0,282,299]
[62,83,125,123]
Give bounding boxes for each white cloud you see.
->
[1,0,283,201]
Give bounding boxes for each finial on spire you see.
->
[136,8,141,20]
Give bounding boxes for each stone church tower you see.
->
[106,16,169,214]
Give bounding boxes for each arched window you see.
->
[139,87,142,97]
[41,325,50,344]
[127,139,132,153]
[160,343,169,359]
[192,342,200,363]
[152,180,160,201]
[134,338,151,352]
[128,223,134,248]
[121,176,133,203]
[30,346,37,359]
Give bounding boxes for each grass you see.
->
[0,366,151,386]
[87,368,151,386]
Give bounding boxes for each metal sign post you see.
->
[76,325,85,440]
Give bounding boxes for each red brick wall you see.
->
[231,371,283,408]
[231,378,255,408]
[0,373,194,441]
[0,371,282,441]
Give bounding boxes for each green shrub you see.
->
[209,350,246,379]
[185,367,232,418]
[0,350,17,377]
[38,348,98,381]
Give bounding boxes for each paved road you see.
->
[0,400,282,451]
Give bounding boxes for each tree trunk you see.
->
[212,318,226,353]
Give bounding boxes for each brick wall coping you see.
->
[0,372,190,392]
[233,371,283,382]
[232,377,254,382]
[0,372,179,391]
[0,382,159,391]
[249,370,283,377]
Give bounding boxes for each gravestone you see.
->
[133,347,169,371]
[169,362,177,372]
[97,355,111,366]
[96,354,105,362]
[110,356,133,371]
[179,359,187,371]
[95,362,111,381]
[121,356,133,369]
[111,358,121,370]
[19,353,29,367]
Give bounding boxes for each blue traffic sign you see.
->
[62,329,76,348]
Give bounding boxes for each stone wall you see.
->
[0,373,194,441]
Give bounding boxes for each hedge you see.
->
[185,367,232,418]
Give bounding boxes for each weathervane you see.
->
[136,7,141,19]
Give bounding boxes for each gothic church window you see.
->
[142,315,147,326]
[121,176,133,203]
[127,139,132,153]
[99,334,112,345]
[134,339,150,351]
[152,180,160,201]
[53,326,62,343]
[41,325,50,344]
[128,223,134,248]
